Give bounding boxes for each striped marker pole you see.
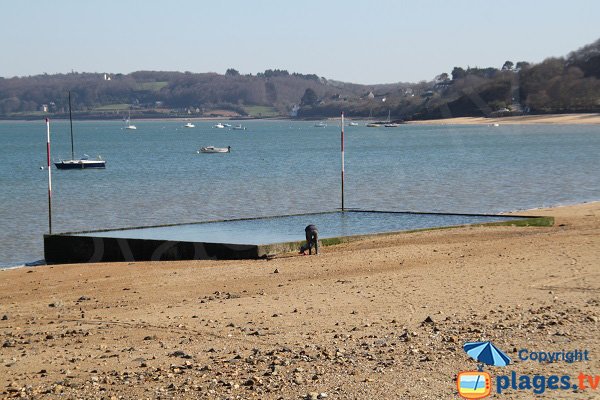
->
[341,112,345,211]
[46,118,52,234]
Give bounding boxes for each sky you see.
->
[2,0,599,84]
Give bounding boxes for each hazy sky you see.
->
[2,0,599,84]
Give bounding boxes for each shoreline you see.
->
[407,113,600,125]
[2,112,600,124]
[1,201,598,398]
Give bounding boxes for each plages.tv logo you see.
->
[457,341,512,399]
[457,371,492,399]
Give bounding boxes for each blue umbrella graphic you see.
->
[462,341,511,394]
[463,341,512,367]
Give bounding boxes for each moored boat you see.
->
[124,111,137,130]
[55,92,106,170]
[198,146,231,153]
[55,156,106,169]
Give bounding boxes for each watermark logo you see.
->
[457,371,492,399]
[457,341,597,397]
[457,341,511,399]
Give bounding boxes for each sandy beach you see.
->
[407,113,600,125]
[1,202,599,399]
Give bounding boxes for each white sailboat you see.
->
[384,110,401,127]
[125,111,137,130]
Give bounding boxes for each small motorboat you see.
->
[198,146,231,153]
[348,122,359,126]
[184,122,195,128]
[384,123,401,127]
[314,122,327,128]
[223,123,232,128]
[213,123,225,129]
[232,124,246,130]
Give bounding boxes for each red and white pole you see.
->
[341,112,345,211]
[46,118,52,234]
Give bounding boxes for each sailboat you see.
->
[54,92,106,169]
[366,107,381,127]
[124,110,137,130]
[384,110,401,127]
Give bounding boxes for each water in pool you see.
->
[77,211,523,245]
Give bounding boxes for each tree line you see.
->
[1,38,599,119]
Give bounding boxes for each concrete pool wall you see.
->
[43,210,553,264]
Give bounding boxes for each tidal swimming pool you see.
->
[45,210,549,263]
[75,210,525,245]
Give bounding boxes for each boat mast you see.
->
[68,91,74,161]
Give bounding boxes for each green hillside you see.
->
[1,38,599,120]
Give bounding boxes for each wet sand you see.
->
[1,202,599,399]
[408,113,600,125]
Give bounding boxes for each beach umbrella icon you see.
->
[463,341,512,367]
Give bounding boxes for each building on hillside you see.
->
[289,104,300,117]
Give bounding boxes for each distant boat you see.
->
[366,122,382,127]
[183,122,195,128]
[384,110,401,127]
[125,111,137,130]
[232,124,246,130]
[198,146,231,153]
[223,123,232,128]
[55,92,106,170]
[314,122,327,128]
[214,123,226,129]
[349,122,359,126]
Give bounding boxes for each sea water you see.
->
[1,120,599,265]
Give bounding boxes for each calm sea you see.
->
[1,120,599,266]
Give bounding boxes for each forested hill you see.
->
[1,38,599,120]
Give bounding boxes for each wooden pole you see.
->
[341,112,345,211]
[46,118,52,234]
